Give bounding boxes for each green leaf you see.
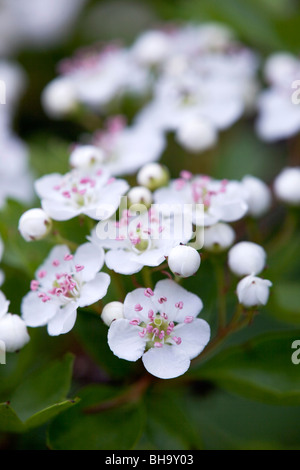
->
[47,384,145,450]
[0,353,78,433]
[191,330,300,405]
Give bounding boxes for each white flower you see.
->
[107,279,210,379]
[41,77,78,119]
[203,222,235,252]
[0,291,30,352]
[0,132,34,209]
[175,116,218,153]
[154,172,248,227]
[131,30,172,66]
[242,175,272,217]
[167,245,201,278]
[35,168,129,221]
[273,167,300,206]
[137,163,170,191]
[256,52,300,141]
[127,186,153,210]
[236,274,272,308]
[0,236,4,286]
[90,208,193,275]
[21,243,110,336]
[228,241,267,277]
[90,117,166,177]
[101,301,124,326]
[18,208,52,242]
[69,145,105,170]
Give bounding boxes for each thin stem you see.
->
[51,231,78,251]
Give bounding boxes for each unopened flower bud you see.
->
[176,117,217,153]
[228,241,266,277]
[137,163,170,191]
[242,175,272,217]
[132,30,171,66]
[0,314,30,352]
[236,274,272,308]
[204,223,235,252]
[19,209,52,242]
[42,77,77,119]
[101,301,124,326]
[127,186,152,212]
[167,245,201,278]
[69,145,104,170]
[273,167,300,206]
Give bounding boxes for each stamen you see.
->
[184,316,193,323]
[134,303,143,312]
[144,288,154,298]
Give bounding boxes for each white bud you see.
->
[42,77,77,119]
[176,117,217,153]
[137,163,170,191]
[19,208,52,242]
[236,274,272,308]
[204,223,235,252]
[228,241,266,277]
[273,167,300,206]
[242,175,272,217]
[69,145,104,170]
[264,53,298,86]
[101,301,124,326]
[127,186,153,211]
[132,30,171,66]
[0,314,30,352]
[168,245,201,278]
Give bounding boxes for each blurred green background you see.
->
[1,0,300,450]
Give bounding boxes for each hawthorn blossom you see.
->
[273,167,300,206]
[256,52,300,141]
[21,243,110,336]
[237,275,272,308]
[154,172,248,227]
[90,208,193,275]
[88,116,166,176]
[228,241,267,277]
[203,222,235,252]
[107,279,210,379]
[167,245,201,278]
[34,168,129,221]
[0,291,30,352]
[18,208,52,242]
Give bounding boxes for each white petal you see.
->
[153,279,203,322]
[41,199,82,221]
[78,272,110,307]
[108,318,146,361]
[173,319,210,359]
[105,249,143,275]
[73,242,105,282]
[21,291,58,327]
[34,173,63,199]
[124,288,158,322]
[136,248,166,267]
[142,345,190,379]
[0,291,9,318]
[0,314,30,352]
[47,302,78,336]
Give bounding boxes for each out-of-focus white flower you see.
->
[175,117,218,153]
[242,175,272,217]
[236,274,272,308]
[90,208,193,275]
[35,168,129,221]
[18,209,52,242]
[0,133,34,209]
[21,243,110,336]
[228,241,267,277]
[69,145,105,170]
[0,291,30,352]
[41,77,78,119]
[273,167,300,206]
[90,117,166,176]
[0,237,4,286]
[203,222,235,252]
[154,172,248,227]
[127,186,153,210]
[107,279,210,379]
[101,301,124,326]
[131,30,172,66]
[167,245,200,278]
[256,52,300,141]
[137,163,170,191]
